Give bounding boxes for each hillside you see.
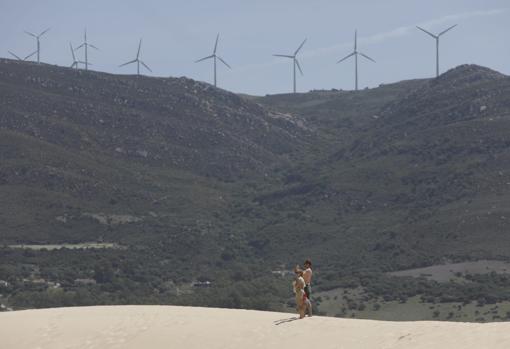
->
[2,60,510,321]
[2,306,510,349]
[0,58,311,312]
[251,65,510,270]
[249,65,510,320]
[0,58,309,243]
[0,59,307,180]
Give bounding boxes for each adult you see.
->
[303,259,313,301]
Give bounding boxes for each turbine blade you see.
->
[75,43,85,50]
[69,42,76,60]
[24,51,37,60]
[141,61,152,72]
[137,39,142,59]
[294,38,307,55]
[359,52,376,63]
[89,44,99,50]
[70,62,77,68]
[214,33,219,54]
[217,56,231,69]
[195,55,214,63]
[438,24,457,37]
[119,59,137,67]
[416,26,436,38]
[273,54,294,58]
[295,59,304,75]
[24,31,36,38]
[8,51,23,60]
[39,27,51,37]
[336,52,355,63]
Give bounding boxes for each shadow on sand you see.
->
[273,317,301,325]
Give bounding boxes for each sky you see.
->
[0,0,509,95]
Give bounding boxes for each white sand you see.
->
[2,305,510,349]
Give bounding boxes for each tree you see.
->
[94,263,114,284]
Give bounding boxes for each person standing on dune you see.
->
[293,268,307,319]
[293,264,313,318]
[303,259,313,300]
[302,259,313,317]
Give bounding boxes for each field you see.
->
[7,242,124,250]
[387,260,510,282]
[315,289,510,322]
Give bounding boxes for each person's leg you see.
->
[306,299,312,317]
[296,292,306,319]
[299,305,305,319]
[295,294,303,317]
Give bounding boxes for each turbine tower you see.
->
[195,33,231,87]
[336,30,375,91]
[24,28,50,64]
[8,50,36,61]
[119,38,152,76]
[416,24,457,77]
[75,29,98,71]
[69,42,85,70]
[273,38,306,93]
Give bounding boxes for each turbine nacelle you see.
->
[24,27,51,39]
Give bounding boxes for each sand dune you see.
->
[2,305,510,348]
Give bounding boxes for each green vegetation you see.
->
[1,60,510,321]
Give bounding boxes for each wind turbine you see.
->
[119,38,152,76]
[336,30,375,91]
[8,50,37,61]
[273,38,306,93]
[195,33,231,87]
[74,29,98,71]
[69,42,85,70]
[416,24,457,77]
[24,28,50,64]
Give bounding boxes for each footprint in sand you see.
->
[398,333,412,340]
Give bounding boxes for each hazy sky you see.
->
[1,0,508,95]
